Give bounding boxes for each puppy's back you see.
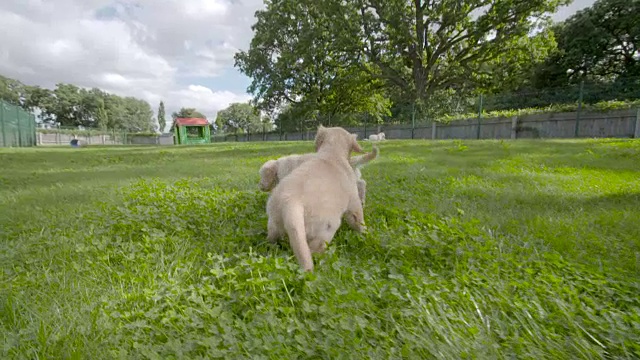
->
[272,155,353,214]
[277,153,315,180]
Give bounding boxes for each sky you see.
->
[0,0,596,132]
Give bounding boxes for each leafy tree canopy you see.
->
[532,0,640,87]
[171,107,207,120]
[0,74,155,132]
[215,102,273,134]
[235,0,570,121]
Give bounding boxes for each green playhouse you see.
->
[171,117,211,145]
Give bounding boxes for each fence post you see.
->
[431,122,437,140]
[364,113,367,139]
[511,116,518,140]
[634,108,640,139]
[411,103,416,139]
[31,115,36,146]
[477,94,483,139]
[0,101,6,147]
[575,80,584,138]
[16,106,22,147]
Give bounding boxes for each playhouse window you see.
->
[186,126,204,138]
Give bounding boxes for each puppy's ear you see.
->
[351,133,364,153]
[259,160,278,191]
[315,126,327,151]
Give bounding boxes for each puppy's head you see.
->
[315,125,364,155]
[380,132,386,139]
[258,160,278,192]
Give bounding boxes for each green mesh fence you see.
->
[0,100,37,147]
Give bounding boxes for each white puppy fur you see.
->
[258,146,379,207]
[265,126,366,271]
[351,146,378,207]
[368,132,386,141]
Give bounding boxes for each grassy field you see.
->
[1,139,639,359]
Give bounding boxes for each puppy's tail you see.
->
[349,145,379,169]
[282,202,313,271]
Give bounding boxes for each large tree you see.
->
[215,102,272,134]
[234,0,392,122]
[360,0,567,99]
[533,0,639,88]
[235,0,569,119]
[0,75,27,106]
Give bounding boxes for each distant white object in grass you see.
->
[368,132,386,141]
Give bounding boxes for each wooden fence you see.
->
[34,108,640,146]
[212,108,640,142]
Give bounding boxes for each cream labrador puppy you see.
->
[265,125,366,271]
[258,146,379,206]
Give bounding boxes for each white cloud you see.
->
[552,0,596,22]
[171,85,252,115]
[0,0,264,132]
[183,0,229,19]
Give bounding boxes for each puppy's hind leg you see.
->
[345,192,367,234]
[267,216,283,243]
[282,203,314,271]
[266,196,284,243]
[357,179,366,208]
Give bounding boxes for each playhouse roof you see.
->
[174,117,209,126]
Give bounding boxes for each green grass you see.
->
[1,139,639,359]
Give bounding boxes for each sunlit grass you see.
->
[1,139,639,358]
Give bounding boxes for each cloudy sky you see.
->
[0,0,595,131]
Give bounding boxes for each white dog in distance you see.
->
[368,132,386,141]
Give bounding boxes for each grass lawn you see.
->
[1,138,639,359]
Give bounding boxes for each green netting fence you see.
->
[0,100,37,147]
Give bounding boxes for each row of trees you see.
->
[233,0,640,132]
[0,73,274,135]
[0,75,156,132]
[0,72,270,135]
